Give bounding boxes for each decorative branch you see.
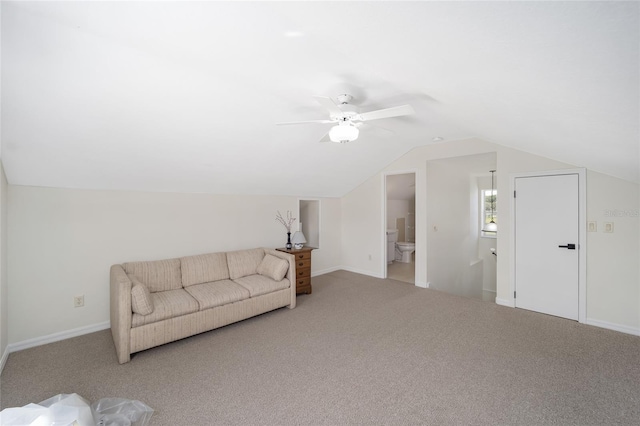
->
[275,210,297,233]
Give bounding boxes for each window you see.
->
[481,189,497,237]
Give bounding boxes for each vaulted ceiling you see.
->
[2,1,638,197]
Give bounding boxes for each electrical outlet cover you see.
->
[604,222,614,233]
[587,221,597,232]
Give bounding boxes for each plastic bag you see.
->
[0,403,50,426]
[91,398,153,426]
[0,393,94,426]
[0,394,153,426]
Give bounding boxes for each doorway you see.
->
[513,169,586,321]
[299,199,320,248]
[385,172,416,284]
[426,153,497,300]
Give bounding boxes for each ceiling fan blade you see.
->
[314,96,343,117]
[276,119,333,126]
[359,122,395,137]
[358,104,415,121]
[318,129,332,143]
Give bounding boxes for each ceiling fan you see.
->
[277,94,415,143]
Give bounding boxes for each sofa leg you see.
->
[117,351,131,364]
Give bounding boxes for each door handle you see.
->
[558,243,576,250]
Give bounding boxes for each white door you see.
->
[514,174,579,320]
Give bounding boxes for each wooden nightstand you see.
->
[276,247,313,294]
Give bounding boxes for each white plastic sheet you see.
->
[91,398,153,426]
[0,394,153,426]
[0,393,94,426]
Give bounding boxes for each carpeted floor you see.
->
[2,270,639,425]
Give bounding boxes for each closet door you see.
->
[514,173,579,320]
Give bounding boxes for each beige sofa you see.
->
[110,248,296,364]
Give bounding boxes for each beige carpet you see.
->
[2,270,639,425]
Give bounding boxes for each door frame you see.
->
[509,168,587,323]
[382,169,424,287]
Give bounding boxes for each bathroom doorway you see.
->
[385,172,416,284]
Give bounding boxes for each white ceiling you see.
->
[2,1,638,197]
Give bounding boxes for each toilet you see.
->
[395,241,415,263]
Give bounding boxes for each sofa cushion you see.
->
[129,275,154,315]
[180,252,229,287]
[257,254,289,281]
[184,280,251,310]
[233,275,291,298]
[226,248,265,280]
[131,289,199,327]
[124,258,182,293]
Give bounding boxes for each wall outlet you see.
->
[603,222,614,233]
[73,295,84,308]
[587,221,597,232]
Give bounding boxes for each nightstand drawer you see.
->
[296,259,311,269]
[295,251,311,261]
[297,267,310,278]
[296,277,311,288]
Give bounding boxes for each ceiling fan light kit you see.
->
[277,93,415,143]
[329,121,359,143]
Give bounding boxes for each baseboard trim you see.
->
[0,345,9,375]
[585,318,640,336]
[415,281,429,289]
[312,266,342,277]
[8,321,110,354]
[340,266,384,279]
[495,298,515,308]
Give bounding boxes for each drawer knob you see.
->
[298,254,304,258]
[298,262,304,266]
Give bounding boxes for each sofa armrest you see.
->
[110,264,132,363]
[265,248,296,309]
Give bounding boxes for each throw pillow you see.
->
[256,254,289,281]
[130,275,154,315]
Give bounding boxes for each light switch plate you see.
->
[604,222,614,233]
[587,221,597,232]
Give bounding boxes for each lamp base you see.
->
[294,243,304,249]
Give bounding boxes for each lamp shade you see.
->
[291,231,307,248]
[484,220,497,232]
[329,123,359,143]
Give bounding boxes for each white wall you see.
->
[386,199,409,231]
[0,4,7,370]
[425,155,497,300]
[7,186,341,344]
[585,171,640,332]
[426,159,481,298]
[312,197,342,275]
[341,174,384,277]
[0,163,8,369]
[341,137,640,333]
